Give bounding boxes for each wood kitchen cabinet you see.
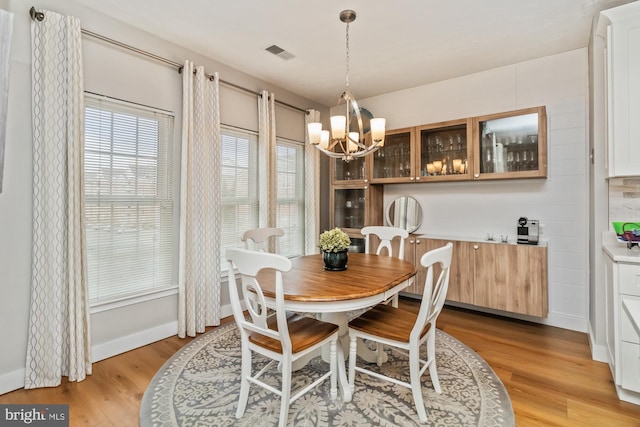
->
[369,127,416,184]
[330,184,383,238]
[331,154,368,183]
[402,237,473,304]
[472,106,547,180]
[472,241,548,317]
[416,119,473,182]
[401,237,548,317]
[368,106,546,184]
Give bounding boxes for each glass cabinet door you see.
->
[370,127,415,183]
[332,156,367,182]
[417,119,472,181]
[331,184,383,234]
[333,187,366,230]
[474,106,547,179]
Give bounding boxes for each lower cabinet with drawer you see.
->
[401,236,548,317]
[603,248,640,404]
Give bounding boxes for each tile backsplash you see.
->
[610,177,640,222]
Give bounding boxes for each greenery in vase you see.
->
[318,228,351,253]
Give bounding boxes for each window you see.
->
[84,95,175,305]
[220,127,259,271]
[219,128,306,270]
[275,139,305,257]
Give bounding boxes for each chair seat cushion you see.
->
[349,304,430,343]
[249,313,338,354]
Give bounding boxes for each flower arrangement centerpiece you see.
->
[318,228,351,271]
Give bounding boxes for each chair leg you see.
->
[409,348,428,423]
[278,359,292,427]
[236,344,251,418]
[348,335,357,395]
[376,343,384,367]
[330,338,338,400]
[427,330,442,394]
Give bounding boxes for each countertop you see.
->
[603,232,640,264]
[416,233,548,247]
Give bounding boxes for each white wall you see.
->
[360,48,590,332]
[0,0,326,394]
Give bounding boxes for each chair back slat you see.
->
[361,226,409,260]
[241,227,285,253]
[411,242,453,341]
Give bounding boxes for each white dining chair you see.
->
[347,242,453,423]
[361,225,410,308]
[241,227,285,254]
[361,225,408,261]
[226,248,339,427]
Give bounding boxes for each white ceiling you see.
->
[73,0,635,106]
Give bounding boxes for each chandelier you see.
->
[307,10,386,162]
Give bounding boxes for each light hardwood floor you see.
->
[2,300,640,426]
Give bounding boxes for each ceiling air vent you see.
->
[265,44,294,60]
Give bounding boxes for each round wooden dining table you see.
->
[256,252,416,402]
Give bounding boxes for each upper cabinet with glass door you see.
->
[331,155,368,183]
[416,119,473,182]
[472,106,547,180]
[369,127,416,183]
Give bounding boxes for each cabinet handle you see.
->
[473,245,479,250]
[409,239,415,244]
[474,173,480,179]
[415,176,421,181]
[364,186,368,189]
[409,177,415,181]
[363,179,368,183]
[416,239,421,244]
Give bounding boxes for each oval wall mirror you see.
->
[385,196,423,233]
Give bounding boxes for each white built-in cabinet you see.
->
[599,2,640,177]
[603,243,640,405]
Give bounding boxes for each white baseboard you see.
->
[588,324,610,363]
[91,320,179,363]
[91,302,235,363]
[0,368,26,396]
[0,303,236,395]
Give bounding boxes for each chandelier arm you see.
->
[314,145,353,161]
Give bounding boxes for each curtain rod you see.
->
[29,6,308,114]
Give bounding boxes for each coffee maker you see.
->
[517,217,539,245]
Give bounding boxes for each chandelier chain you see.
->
[345,20,350,91]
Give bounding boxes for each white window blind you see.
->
[84,95,175,304]
[276,139,305,257]
[220,127,259,271]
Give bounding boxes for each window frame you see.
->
[84,93,177,307]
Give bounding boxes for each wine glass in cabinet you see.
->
[472,106,547,180]
[416,118,473,182]
[369,127,416,183]
[330,184,383,236]
[331,155,369,183]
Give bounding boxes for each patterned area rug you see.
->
[140,322,514,426]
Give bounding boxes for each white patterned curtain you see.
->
[178,61,222,338]
[305,110,321,254]
[25,9,91,388]
[258,90,276,228]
